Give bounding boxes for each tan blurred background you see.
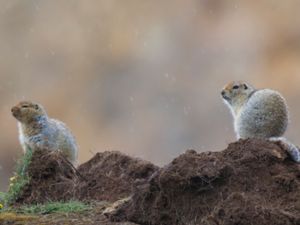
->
[1,0,300,191]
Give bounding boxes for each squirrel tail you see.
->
[269,137,300,163]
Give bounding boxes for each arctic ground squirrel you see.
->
[11,101,78,165]
[221,81,300,163]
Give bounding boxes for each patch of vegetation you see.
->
[4,148,33,206]
[0,192,5,211]
[17,201,91,214]
[0,192,6,202]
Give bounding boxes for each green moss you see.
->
[4,148,33,205]
[17,201,91,214]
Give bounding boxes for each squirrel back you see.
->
[236,89,288,139]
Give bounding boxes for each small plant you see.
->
[0,192,6,201]
[18,201,91,214]
[4,148,33,205]
[0,192,6,211]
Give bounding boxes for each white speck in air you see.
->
[49,49,55,56]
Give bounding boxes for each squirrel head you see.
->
[11,101,47,124]
[221,81,255,115]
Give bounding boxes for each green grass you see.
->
[0,192,6,202]
[17,201,91,214]
[0,192,6,210]
[4,148,33,206]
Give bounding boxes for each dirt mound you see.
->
[109,139,300,225]
[16,149,80,204]
[76,151,159,202]
[15,150,158,204]
[13,139,300,225]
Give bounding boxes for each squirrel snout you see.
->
[11,106,16,113]
[11,106,20,117]
[221,90,231,101]
[221,90,228,99]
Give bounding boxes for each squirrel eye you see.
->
[232,85,239,90]
[22,105,29,108]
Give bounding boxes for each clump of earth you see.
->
[13,139,300,225]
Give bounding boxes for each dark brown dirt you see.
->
[108,139,300,225]
[15,150,80,204]
[13,139,300,225]
[15,150,158,204]
[76,151,159,202]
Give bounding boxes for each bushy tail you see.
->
[269,137,300,163]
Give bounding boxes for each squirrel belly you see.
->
[235,89,288,139]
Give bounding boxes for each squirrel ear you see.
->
[244,84,248,90]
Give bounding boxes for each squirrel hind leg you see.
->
[269,137,300,163]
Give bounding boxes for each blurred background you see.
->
[1,0,300,191]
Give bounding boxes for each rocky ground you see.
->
[2,139,300,225]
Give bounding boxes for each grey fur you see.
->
[222,81,300,163]
[236,89,288,139]
[18,115,78,165]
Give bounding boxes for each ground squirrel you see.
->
[221,81,300,163]
[11,101,78,165]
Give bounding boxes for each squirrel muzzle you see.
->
[221,90,231,102]
[11,106,21,120]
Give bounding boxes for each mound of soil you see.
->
[109,139,300,225]
[76,151,159,202]
[14,139,300,225]
[16,150,80,204]
[16,150,158,204]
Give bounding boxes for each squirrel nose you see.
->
[11,106,19,116]
[221,90,226,97]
